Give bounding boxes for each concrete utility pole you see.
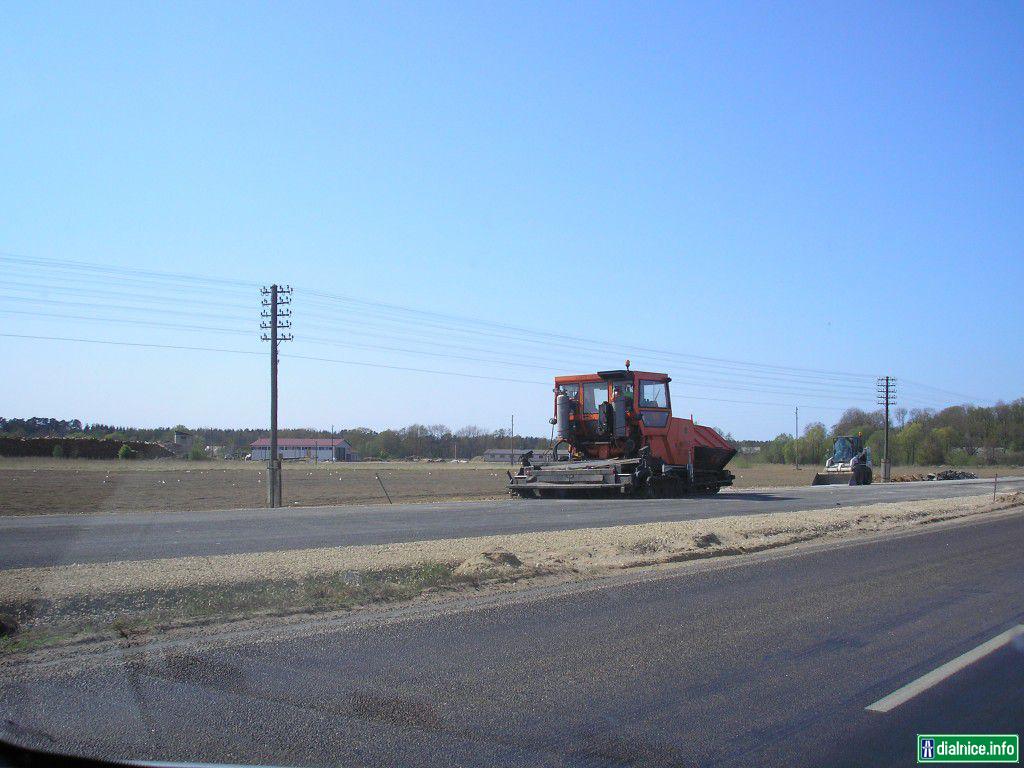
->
[510,415,515,465]
[261,284,293,507]
[876,376,897,483]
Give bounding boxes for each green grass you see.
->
[0,624,107,655]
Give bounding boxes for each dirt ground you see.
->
[0,458,1017,516]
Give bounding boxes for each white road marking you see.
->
[866,624,1024,713]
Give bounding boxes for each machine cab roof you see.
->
[553,371,673,420]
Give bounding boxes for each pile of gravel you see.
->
[454,549,524,577]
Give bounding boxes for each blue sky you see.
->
[2,1,1021,439]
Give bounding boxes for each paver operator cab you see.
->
[509,364,737,498]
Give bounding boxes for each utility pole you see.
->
[261,284,293,507]
[794,406,799,469]
[876,376,896,483]
[510,414,515,465]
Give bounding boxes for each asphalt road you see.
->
[2,509,1021,767]
[0,476,1021,569]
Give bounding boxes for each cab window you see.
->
[559,383,580,401]
[639,380,668,408]
[582,382,609,414]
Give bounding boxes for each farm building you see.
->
[481,446,568,462]
[250,437,358,462]
[162,430,195,457]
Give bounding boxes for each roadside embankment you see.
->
[2,492,1021,655]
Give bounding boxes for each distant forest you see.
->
[0,418,551,461]
[3,398,1023,465]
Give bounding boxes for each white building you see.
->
[481,446,568,462]
[250,437,357,462]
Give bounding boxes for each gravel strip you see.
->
[2,492,1020,603]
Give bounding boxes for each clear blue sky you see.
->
[2,1,1021,440]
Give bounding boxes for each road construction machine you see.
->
[508,365,736,498]
[811,434,873,485]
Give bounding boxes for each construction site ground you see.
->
[0,458,1018,516]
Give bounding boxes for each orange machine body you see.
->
[552,370,734,469]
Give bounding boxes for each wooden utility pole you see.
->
[876,376,896,482]
[261,284,292,507]
[794,406,799,469]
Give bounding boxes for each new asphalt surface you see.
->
[1,508,1021,767]
[1,476,1021,569]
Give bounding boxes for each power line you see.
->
[0,250,874,383]
[0,254,990,403]
[1,267,256,298]
[296,305,884,391]
[0,332,264,357]
[301,293,880,383]
[0,295,253,323]
[304,288,880,380]
[292,335,875,401]
[683,397,849,412]
[899,378,990,404]
[0,292,884,399]
[0,312,884,404]
[0,253,903,395]
[2,277,881,394]
[0,332,548,384]
[0,252,991,411]
[0,331,872,410]
[5,279,254,312]
[0,308,252,337]
[0,252,257,291]
[283,351,549,385]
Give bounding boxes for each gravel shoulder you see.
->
[4,492,1021,602]
[1,491,1021,661]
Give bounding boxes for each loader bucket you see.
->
[812,472,853,486]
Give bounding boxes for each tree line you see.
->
[732,399,1024,467]
[0,418,550,460]
[4,398,1023,465]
